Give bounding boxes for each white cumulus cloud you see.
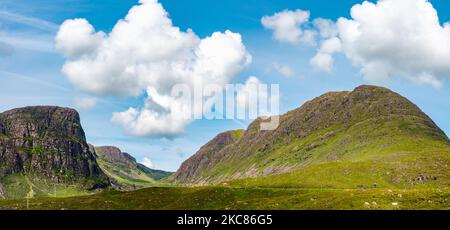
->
[335,0,450,87]
[306,0,450,87]
[310,37,342,72]
[310,53,334,73]
[313,18,338,38]
[261,9,316,45]
[55,18,104,58]
[56,0,251,138]
[267,0,450,88]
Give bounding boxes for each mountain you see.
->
[172,130,244,183]
[0,106,109,199]
[172,85,450,188]
[94,146,172,189]
[136,163,174,180]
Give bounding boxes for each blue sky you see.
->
[1,0,450,171]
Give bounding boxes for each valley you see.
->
[0,85,449,210]
[0,186,448,210]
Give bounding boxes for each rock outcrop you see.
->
[0,106,109,189]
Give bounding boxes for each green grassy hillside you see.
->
[95,146,172,188]
[228,117,450,189]
[172,85,450,190]
[0,174,94,199]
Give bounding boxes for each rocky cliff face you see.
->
[0,106,109,189]
[172,85,450,185]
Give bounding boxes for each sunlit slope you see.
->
[0,186,449,210]
[0,174,92,199]
[173,85,450,189]
[95,146,172,188]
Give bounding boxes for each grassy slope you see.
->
[184,90,450,189]
[137,164,173,181]
[192,118,450,190]
[0,186,448,210]
[0,174,92,199]
[228,115,450,189]
[96,158,159,187]
[94,147,172,188]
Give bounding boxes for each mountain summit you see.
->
[172,85,450,188]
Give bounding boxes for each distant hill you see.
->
[172,85,450,189]
[94,146,172,189]
[0,106,110,199]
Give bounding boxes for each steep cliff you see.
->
[0,106,109,198]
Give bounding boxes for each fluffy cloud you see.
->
[307,0,450,87]
[335,0,450,87]
[56,0,251,138]
[74,97,97,110]
[313,18,338,38]
[111,87,192,138]
[259,10,341,72]
[261,9,316,45]
[318,37,342,54]
[55,18,104,58]
[267,0,450,88]
[310,37,342,72]
[310,53,334,73]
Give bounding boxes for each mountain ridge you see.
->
[94,146,172,189]
[172,85,450,187]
